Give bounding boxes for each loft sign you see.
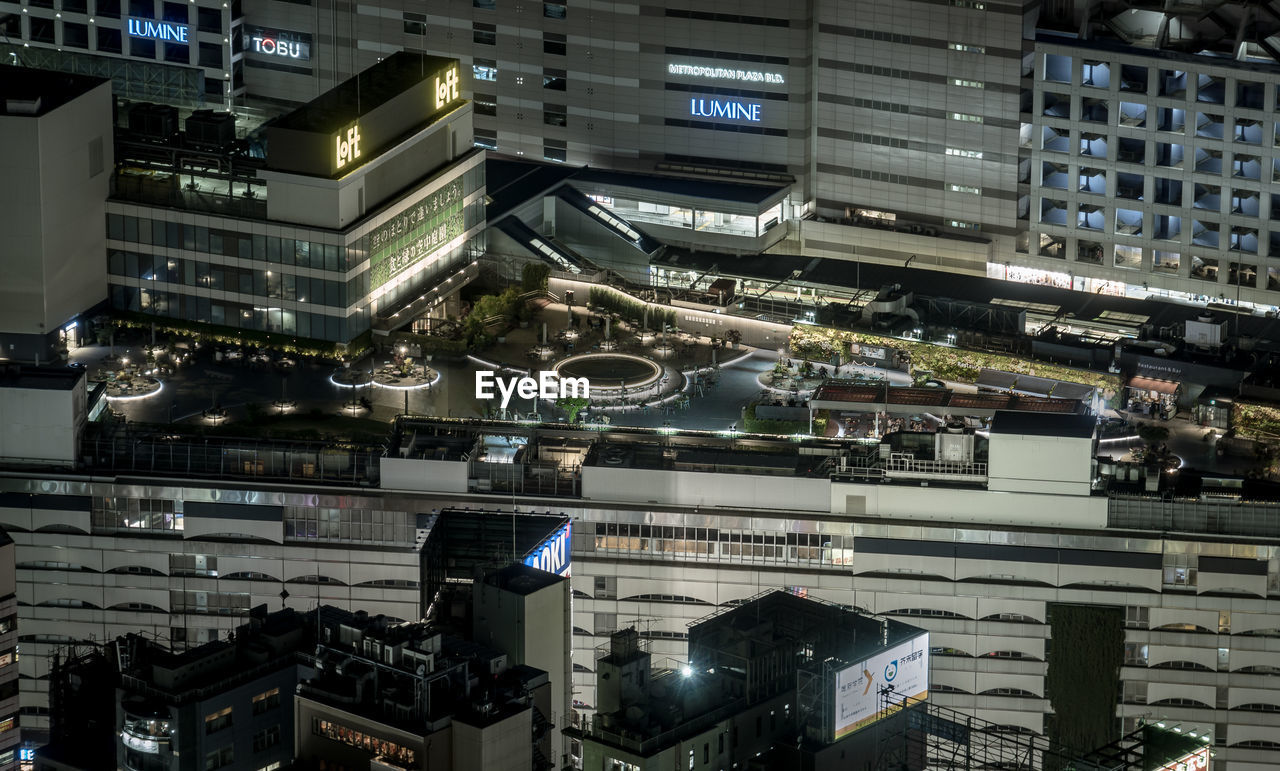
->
[689,98,761,122]
[434,66,460,109]
[336,125,361,170]
[127,18,188,42]
[475,371,590,409]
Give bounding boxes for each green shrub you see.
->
[522,262,551,292]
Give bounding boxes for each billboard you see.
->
[1153,746,1209,771]
[524,522,571,577]
[369,177,465,290]
[833,632,929,740]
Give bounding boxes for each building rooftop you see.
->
[0,66,107,117]
[481,562,564,596]
[270,51,457,135]
[0,363,84,391]
[989,411,1097,438]
[572,167,788,206]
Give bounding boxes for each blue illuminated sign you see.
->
[127,18,189,42]
[19,749,34,762]
[524,523,571,577]
[689,97,761,122]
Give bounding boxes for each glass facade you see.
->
[104,160,485,343]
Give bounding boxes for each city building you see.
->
[296,587,562,771]
[106,51,486,345]
[579,591,929,771]
[13,0,1280,314]
[0,68,112,362]
[0,0,242,105]
[33,564,567,771]
[0,530,17,771]
[3,395,1280,768]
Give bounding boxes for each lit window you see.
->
[473,57,497,82]
[949,112,983,123]
[948,42,985,54]
[948,184,981,194]
[951,0,985,7]
[948,220,981,230]
[951,78,984,89]
[252,688,280,715]
[945,148,983,159]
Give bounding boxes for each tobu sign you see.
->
[245,27,312,61]
[524,523,571,576]
[689,97,761,122]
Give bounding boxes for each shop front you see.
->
[1126,375,1180,419]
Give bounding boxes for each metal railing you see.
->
[582,695,749,755]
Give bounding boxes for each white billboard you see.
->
[833,632,929,740]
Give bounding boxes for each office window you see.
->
[474,128,497,150]
[952,78,984,89]
[951,0,985,7]
[164,42,188,63]
[473,57,497,82]
[96,25,122,52]
[950,112,983,123]
[161,1,186,23]
[198,41,221,68]
[474,0,495,7]
[473,22,495,45]
[63,21,89,48]
[205,707,232,734]
[544,2,565,18]
[62,0,88,13]
[204,746,233,771]
[402,11,425,35]
[945,147,983,159]
[474,93,496,116]
[948,184,981,194]
[252,688,281,715]
[0,14,17,37]
[948,42,985,53]
[30,18,55,43]
[544,32,565,55]
[544,106,567,127]
[96,0,120,17]
[128,0,153,17]
[544,144,567,162]
[131,38,156,58]
[543,68,566,91]
[252,725,281,753]
[196,6,220,32]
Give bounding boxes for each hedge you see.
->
[1044,604,1124,765]
[588,288,676,330]
[110,311,371,361]
[742,403,827,436]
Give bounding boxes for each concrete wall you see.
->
[582,465,830,511]
[0,81,112,358]
[830,482,1108,530]
[0,384,82,465]
[786,220,993,276]
[452,709,532,771]
[987,433,1093,495]
[379,457,469,493]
